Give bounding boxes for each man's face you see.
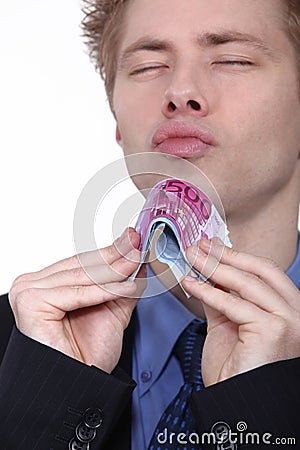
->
[113,0,300,217]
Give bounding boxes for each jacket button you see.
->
[69,438,90,450]
[84,408,103,428]
[76,423,97,443]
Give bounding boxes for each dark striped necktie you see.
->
[148,319,206,450]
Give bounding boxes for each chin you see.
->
[129,173,164,194]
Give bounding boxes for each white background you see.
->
[0,1,299,295]
[0,0,138,294]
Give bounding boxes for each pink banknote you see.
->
[131,178,231,293]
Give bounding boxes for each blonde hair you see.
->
[82,0,128,110]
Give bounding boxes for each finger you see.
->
[78,227,141,268]
[12,280,138,319]
[182,277,268,325]
[11,247,142,291]
[199,238,300,310]
[186,246,289,315]
[13,228,140,283]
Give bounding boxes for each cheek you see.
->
[258,100,300,178]
[114,100,151,152]
[113,78,166,144]
[210,78,300,202]
[223,76,300,161]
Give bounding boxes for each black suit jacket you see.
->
[0,292,300,450]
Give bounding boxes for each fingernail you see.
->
[184,275,197,283]
[122,280,137,289]
[190,246,207,258]
[199,239,211,251]
[126,248,140,263]
[211,237,223,245]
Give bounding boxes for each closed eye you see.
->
[214,60,253,66]
[129,65,167,76]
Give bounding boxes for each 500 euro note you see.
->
[130,178,231,296]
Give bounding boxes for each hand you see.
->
[9,228,146,373]
[182,238,300,386]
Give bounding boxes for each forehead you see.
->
[119,0,290,54]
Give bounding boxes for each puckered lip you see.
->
[151,121,217,148]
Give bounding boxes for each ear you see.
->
[115,126,123,147]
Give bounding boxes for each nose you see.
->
[162,68,209,118]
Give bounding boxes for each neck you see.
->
[226,183,299,272]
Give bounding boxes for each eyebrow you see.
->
[197,31,277,58]
[118,30,279,67]
[118,38,173,68]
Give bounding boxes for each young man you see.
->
[0,0,300,449]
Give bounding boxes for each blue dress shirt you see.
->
[132,234,300,449]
